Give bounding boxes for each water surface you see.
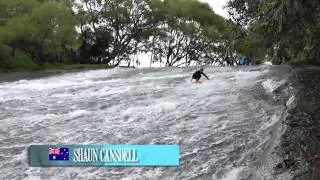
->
[0,66,290,179]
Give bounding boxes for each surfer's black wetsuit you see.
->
[192,71,209,81]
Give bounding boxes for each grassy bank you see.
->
[0,50,113,72]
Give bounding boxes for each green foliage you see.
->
[0,44,11,67]
[5,49,40,70]
[227,0,320,63]
[143,0,231,66]
[0,0,78,66]
[0,49,112,71]
[0,27,15,42]
[0,0,251,69]
[0,0,39,19]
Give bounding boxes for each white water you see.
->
[0,66,289,179]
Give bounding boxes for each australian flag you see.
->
[48,148,69,161]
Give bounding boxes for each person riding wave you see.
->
[192,68,209,83]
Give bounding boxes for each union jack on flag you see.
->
[49,148,60,154]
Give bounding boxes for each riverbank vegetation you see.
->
[0,0,318,71]
[0,48,111,72]
[226,0,320,65]
[0,0,264,71]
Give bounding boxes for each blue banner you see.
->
[29,145,179,167]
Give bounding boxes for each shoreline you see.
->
[274,67,320,179]
[0,63,113,72]
[0,66,113,83]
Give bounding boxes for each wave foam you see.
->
[262,79,286,92]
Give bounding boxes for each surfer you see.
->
[192,68,209,83]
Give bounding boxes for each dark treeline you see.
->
[227,0,320,65]
[2,0,313,69]
[0,0,261,68]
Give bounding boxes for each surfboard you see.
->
[192,80,202,84]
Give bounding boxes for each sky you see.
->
[198,0,229,18]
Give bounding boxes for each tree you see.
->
[74,0,162,65]
[144,0,230,67]
[226,0,320,63]
[0,0,78,64]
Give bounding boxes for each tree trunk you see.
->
[114,60,121,67]
[11,46,16,57]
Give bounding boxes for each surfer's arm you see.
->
[202,73,209,80]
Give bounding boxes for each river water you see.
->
[0,66,292,180]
